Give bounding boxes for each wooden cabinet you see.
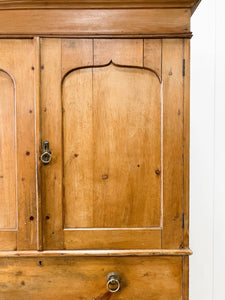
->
[0,1,201,299]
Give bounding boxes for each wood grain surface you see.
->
[40,39,64,250]
[40,38,164,249]
[0,70,16,230]
[0,256,183,299]
[0,9,190,37]
[63,65,161,229]
[0,249,193,257]
[162,39,184,249]
[0,39,36,250]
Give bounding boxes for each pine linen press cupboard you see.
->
[0,0,201,299]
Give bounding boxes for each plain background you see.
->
[190,0,225,299]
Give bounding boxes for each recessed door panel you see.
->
[0,71,16,229]
[63,64,161,229]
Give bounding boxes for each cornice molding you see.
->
[0,0,201,14]
[0,8,191,37]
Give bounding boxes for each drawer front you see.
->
[0,256,182,299]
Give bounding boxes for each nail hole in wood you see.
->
[102,174,108,180]
[30,216,34,221]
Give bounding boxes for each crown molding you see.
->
[0,8,191,37]
[0,0,201,14]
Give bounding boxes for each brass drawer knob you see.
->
[106,272,120,293]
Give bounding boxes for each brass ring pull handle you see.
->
[106,272,120,293]
[40,141,52,164]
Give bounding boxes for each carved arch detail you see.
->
[61,60,162,84]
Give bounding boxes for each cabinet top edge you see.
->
[0,0,201,15]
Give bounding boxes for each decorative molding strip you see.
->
[0,249,193,257]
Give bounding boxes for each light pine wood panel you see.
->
[92,65,161,228]
[162,39,184,248]
[40,39,64,250]
[0,256,182,299]
[0,9,190,37]
[64,229,161,249]
[62,39,93,77]
[144,39,162,77]
[0,39,36,250]
[63,68,94,228]
[63,64,161,229]
[183,256,189,300]
[34,37,43,251]
[0,71,16,229]
[0,231,17,251]
[14,40,36,250]
[94,39,143,66]
[183,38,190,248]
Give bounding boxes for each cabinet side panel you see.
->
[41,39,63,249]
[183,39,190,248]
[162,39,184,248]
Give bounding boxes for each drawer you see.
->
[0,256,183,299]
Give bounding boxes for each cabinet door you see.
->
[40,38,186,250]
[0,39,36,250]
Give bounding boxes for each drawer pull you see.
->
[106,272,120,293]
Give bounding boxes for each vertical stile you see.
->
[34,37,43,251]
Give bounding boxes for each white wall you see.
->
[190,0,225,299]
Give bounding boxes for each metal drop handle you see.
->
[106,272,120,293]
[40,141,52,164]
